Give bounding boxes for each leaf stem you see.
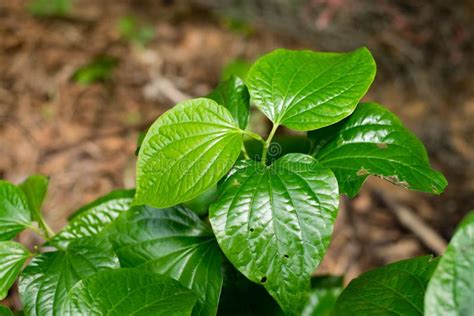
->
[243,130,265,145]
[261,124,279,166]
[241,144,250,160]
[38,216,54,239]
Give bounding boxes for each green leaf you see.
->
[0,181,32,241]
[209,154,339,313]
[50,189,134,248]
[207,75,250,129]
[309,102,447,197]
[19,237,119,316]
[218,259,283,316]
[302,276,343,316]
[0,241,31,300]
[424,212,474,316]
[69,268,198,315]
[246,47,376,131]
[0,305,13,316]
[183,186,218,216]
[72,56,119,85]
[103,205,223,316]
[135,98,243,208]
[19,174,49,221]
[244,135,312,163]
[334,255,439,315]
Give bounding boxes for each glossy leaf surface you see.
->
[0,181,31,240]
[247,47,376,131]
[19,238,119,316]
[19,174,49,221]
[424,212,474,316]
[335,255,438,315]
[210,154,339,313]
[135,98,243,208]
[104,205,222,316]
[310,102,447,197]
[0,241,31,300]
[50,189,134,248]
[207,75,250,129]
[69,268,197,315]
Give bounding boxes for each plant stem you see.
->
[244,130,265,145]
[241,144,250,160]
[261,124,279,166]
[38,216,54,239]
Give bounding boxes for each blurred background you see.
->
[1,0,473,311]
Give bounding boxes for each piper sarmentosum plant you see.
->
[2,47,469,316]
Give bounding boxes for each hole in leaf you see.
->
[249,228,254,232]
[283,254,289,259]
[260,276,267,283]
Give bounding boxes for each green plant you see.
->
[28,0,71,17]
[118,16,155,46]
[1,47,469,316]
[72,56,119,85]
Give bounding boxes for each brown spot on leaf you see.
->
[357,168,370,176]
[376,143,388,149]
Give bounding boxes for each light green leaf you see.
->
[302,276,343,316]
[209,154,339,313]
[0,241,31,300]
[247,47,376,131]
[334,255,438,315]
[50,189,134,248]
[424,212,474,316]
[104,205,222,316]
[207,75,250,129]
[19,237,119,316]
[69,268,197,315]
[0,305,13,316]
[309,102,447,197]
[0,181,32,241]
[19,174,49,221]
[135,98,243,208]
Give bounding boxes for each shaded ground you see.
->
[1,0,473,311]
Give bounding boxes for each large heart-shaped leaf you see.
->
[334,255,438,315]
[246,47,376,131]
[19,174,49,221]
[424,212,474,316]
[103,205,222,316]
[309,102,447,197]
[69,268,197,315]
[135,98,244,208]
[19,237,119,316]
[50,189,134,248]
[207,75,250,129]
[0,241,31,300]
[209,154,339,313]
[0,181,32,241]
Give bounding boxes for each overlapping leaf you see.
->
[302,276,343,316]
[207,75,250,129]
[69,268,197,315]
[19,237,119,316]
[135,98,243,208]
[210,154,339,313]
[247,47,376,131]
[309,102,447,196]
[19,174,49,221]
[424,212,474,316]
[104,205,222,316]
[0,181,32,240]
[334,255,438,315]
[0,305,12,316]
[0,241,31,300]
[50,189,134,248]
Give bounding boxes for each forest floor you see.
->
[1,0,473,310]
